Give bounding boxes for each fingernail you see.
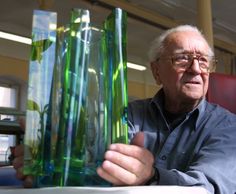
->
[109,144,116,150]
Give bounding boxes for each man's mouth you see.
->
[185,81,201,84]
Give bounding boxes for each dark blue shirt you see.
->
[128,89,236,194]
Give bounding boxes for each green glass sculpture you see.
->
[104,8,128,145]
[54,8,91,186]
[24,10,57,176]
[24,7,128,187]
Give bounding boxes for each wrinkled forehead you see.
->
[163,31,210,55]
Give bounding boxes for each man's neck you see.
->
[164,97,201,114]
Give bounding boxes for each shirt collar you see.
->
[150,88,206,131]
[150,89,165,111]
[195,98,207,129]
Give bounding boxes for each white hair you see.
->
[148,25,214,63]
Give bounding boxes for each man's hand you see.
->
[12,144,34,187]
[12,118,34,188]
[97,132,155,185]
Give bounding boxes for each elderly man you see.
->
[14,25,236,193]
[96,25,236,194]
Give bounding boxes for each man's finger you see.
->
[97,165,124,185]
[13,144,24,157]
[98,160,137,185]
[104,150,144,175]
[130,132,144,147]
[108,144,153,165]
[12,156,24,169]
[23,176,34,188]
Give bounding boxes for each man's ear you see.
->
[150,62,162,85]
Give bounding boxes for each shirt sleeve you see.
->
[156,123,236,194]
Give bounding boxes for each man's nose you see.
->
[188,58,202,73]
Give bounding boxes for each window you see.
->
[0,84,19,165]
[0,135,15,164]
[0,85,17,108]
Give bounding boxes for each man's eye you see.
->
[175,54,189,61]
[199,56,208,63]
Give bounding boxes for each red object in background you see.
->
[206,72,236,114]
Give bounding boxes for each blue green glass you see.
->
[84,27,107,185]
[54,9,91,186]
[24,8,128,187]
[50,26,65,168]
[23,10,57,176]
[47,26,68,186]
[103,8,128,144]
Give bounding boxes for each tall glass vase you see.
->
[103,8,128,145]
[24,7,128,187]
[23,10,57,176]
[52,8,91,186]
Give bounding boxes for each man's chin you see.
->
[181,92,203,102]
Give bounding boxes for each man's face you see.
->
[151,31,211,106]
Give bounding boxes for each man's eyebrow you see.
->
[173,49,185,54]
[172,49,197,54]
[173,50,208,55]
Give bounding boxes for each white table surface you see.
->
[0,166,210,194]
[0,186,210,194]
